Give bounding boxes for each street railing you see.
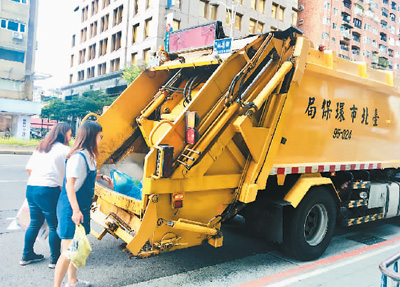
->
[380,251,400,287]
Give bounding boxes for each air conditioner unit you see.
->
[299,19,304,25]
[298,5,304,11]
[12,31,23,40]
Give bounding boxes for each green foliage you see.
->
[41,90,117,122]
[0,137,40,146]
[122,66,142,85]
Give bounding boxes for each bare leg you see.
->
[53,239,72,287]
[67,262,78,286]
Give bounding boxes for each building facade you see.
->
[0,0,40,139]
[62,0,298,98]
[297,0,400,76]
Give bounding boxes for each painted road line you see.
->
[237,235,400,287]
[0,180,27,183]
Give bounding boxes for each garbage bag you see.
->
[65,224,92,268]
[110,169,142,200]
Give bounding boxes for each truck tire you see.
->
[282,187,336,261]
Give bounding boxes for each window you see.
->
[110,58,120,72]
[11,0,28,4]
[100,14,109,32]
[131,53,137,66]
[324,2,331,9]
[90,21,97,38]
[81,6,88,22]
[78,70,84,81]
[340,41,349,51]
[88,44,96,60]
[352,46,360,55]
[113,5,123,26]
[251,0,256,10]
[333,8,338,15]
[98,63,106,76]
[381,20,388,29]
[7,21,18,31]
[143,49,150,63]
[132,24,139,43]
[103,0,110,9]
[258,0,265,13]
[146,0,151,9]
[69,74,73,84]
[352,32,360,42]
[79,49,86,64]
[392,1,396,10]
[80,27,87,43]
[322,32,329,40]
[134,0,139,14]
[379,44,387,55]
[389,49,394,57]
[91,0,99,15]
[390,13,395,22]
[0,20,5,28]
[382,7,388,17]
[87,66,95,79]
[380,32,387,42]
[145,18,152,38]
[257,22,264,33]
[323,17,330,25]
[111,31,122,52]
[199,1,208,18]
[343,0,351,9]
[354,4,363,16]
[99,38,108,56]
[341,12,350,23]
[210,5,217,20]
[353,18,362,29]
[292,11,297,26]
[249,19,256,34]
[72,35,76,47]
[278,6,285,21]
[227,11,242,29]
[271,3,278,18]
[173,20,180,31]
[70,55,74,67]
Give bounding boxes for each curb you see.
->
[0,145,35,155]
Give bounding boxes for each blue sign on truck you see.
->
[213,38,232,55]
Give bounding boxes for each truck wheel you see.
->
[282,187,336,261]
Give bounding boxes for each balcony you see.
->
[341,30,351,40]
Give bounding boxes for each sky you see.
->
[34,0,74,90]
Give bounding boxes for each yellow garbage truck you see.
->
[91,24,400,261]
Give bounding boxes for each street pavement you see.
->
[1,153,400,287]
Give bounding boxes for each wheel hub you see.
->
[304,203,328,246]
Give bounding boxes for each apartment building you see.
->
[62,0,298,98]
[0,0,40,139]
[297,0,400,76]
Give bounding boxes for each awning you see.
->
[0,98,41,115]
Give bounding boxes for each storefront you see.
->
[0,98,41,140]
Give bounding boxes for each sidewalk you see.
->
[0,145,35,155]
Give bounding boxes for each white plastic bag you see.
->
[65,224,92,268]
[15,199,49,240]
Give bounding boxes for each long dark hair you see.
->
[67,120,102,161]
[36,122,71,153]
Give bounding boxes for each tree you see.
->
[122,66,142,85]
[41,90,117,124]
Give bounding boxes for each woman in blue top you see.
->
[54,121,112,287]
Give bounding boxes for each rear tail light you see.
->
[155,145,174,178]
[172,193,184,208]
[186,111,199,145]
